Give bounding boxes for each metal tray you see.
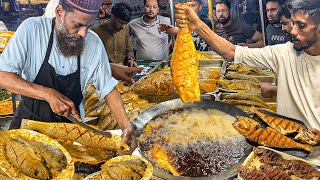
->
[0,116,13,131]
[237,146,320,180]
[216,92,276,103]
[133,99,253,179]
[215,92,277,114]
[225,62,277,77]
[138,93,216,104]
[223,73,278,84]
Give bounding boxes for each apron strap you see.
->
[44,18,55,64]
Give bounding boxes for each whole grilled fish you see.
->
[251,107,317,145]
[0,131,51,179]
[250,107,305,135]
[171,3,200,103]
[20,120,128,151]
[16,136,67,171]
[232,116,313,152]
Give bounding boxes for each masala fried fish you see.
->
[20,120,129,151]
[16,136,67,171]
[232,116,313,152]
[217,80,260,92]
[171,4,200,103]
[250,107,318,146]
[225,73,261,83]
[0,131,51,179]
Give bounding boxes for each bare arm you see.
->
[110,63,143,85]
[0,71,81,120]
[158,23,179,36]
[175,3,236,61]
[104,88,137,154]
[247,31,264,48]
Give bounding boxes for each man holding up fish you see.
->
[174,0,320,147]
[0,0,137,154]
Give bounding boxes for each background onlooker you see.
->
[214,0,263,48]
[92,3,136,67]
[128,0,171,61]
[265,0,291,45]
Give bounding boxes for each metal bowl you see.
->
[133,98,253,179]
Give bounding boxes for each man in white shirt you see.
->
[175,0,320,164]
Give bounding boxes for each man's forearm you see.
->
[247,39,264,48]
[195,21,236,61]
[104,88,131,129]
[0,71,50,101]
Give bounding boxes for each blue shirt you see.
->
[0,17,118,117]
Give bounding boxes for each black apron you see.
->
[10,18,83,129]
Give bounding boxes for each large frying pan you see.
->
[133,98,253,179]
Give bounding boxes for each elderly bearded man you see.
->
[0,0,137,154]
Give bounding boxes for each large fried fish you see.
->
[20,120,129,151]
[0,131,51,179]
[232,116,312,152]
[16,136,67,171]
[250,107,305,135]
[171,3,200,103]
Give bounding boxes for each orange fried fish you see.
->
[232,116,312,152]
[171,3,200,103]
[0,131,51,179]
[250,107,305,135]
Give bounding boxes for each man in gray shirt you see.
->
[266,0,291,45]
[128,0,171,61]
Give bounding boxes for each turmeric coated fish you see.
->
[20,120,129,151]
[16,136,67,171]
[0,131,51,179]
[171,3,200,103]
[232,116,312,152]
[250,107,305,135]
[250,107,317,145]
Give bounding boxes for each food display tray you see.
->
[237,146,320,180]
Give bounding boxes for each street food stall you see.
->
[0,0,319,179]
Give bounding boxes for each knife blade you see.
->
[66,114,112,138]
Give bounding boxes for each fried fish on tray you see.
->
[250,107,317,145]
[222,93,267,106]
[0,131,51,179]
[227,63,275,76]
[20,119,129,151]
[16,136,67,171]
[222,99,269,109]
[232,116,313,152]
[225,73,261,83]
[87,155,153,180]
[217,80,260,92]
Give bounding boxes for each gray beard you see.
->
[56,24,85,57]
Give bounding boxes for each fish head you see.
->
[29,166,51,180]
[233,116,260,136]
